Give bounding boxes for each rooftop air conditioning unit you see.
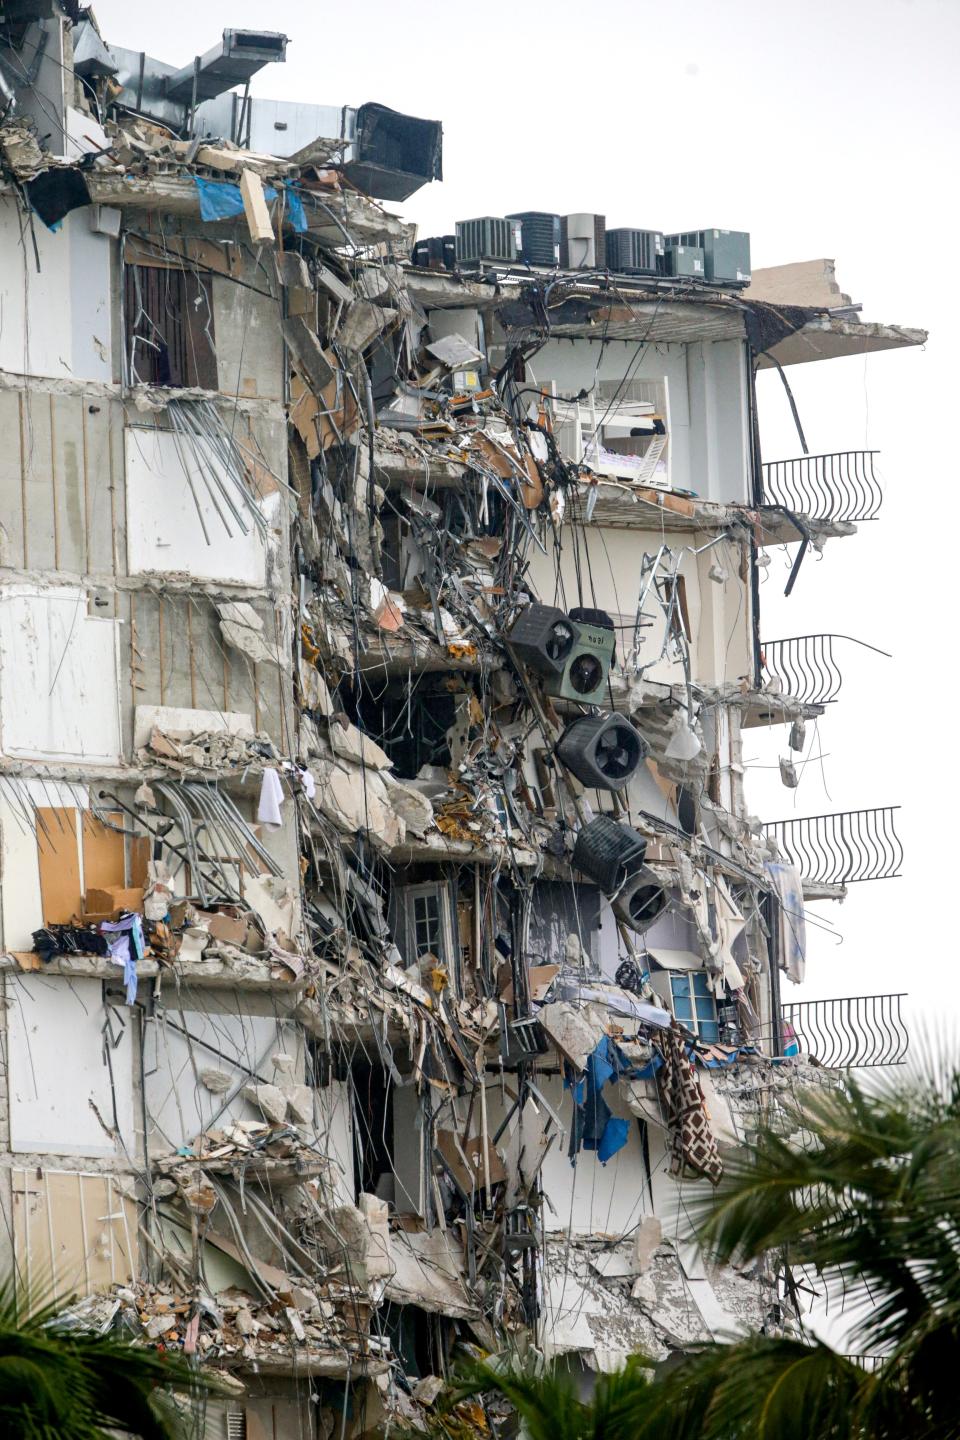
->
[560,213,605,270]
[605,228,665,276]
[412,235,457,271]
[664,229,751,286]
[456,217,516,265]
[664,244,705,279]
[506,212,561,267]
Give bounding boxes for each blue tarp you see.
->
[194,176,307,232]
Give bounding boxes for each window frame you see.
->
[669,970,720,1043]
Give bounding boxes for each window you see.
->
[124,264,218,389]
[670,971,719,1042]
[412,890,442,959]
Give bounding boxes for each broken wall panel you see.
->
[0,780,87,951]
[142,1000,303,1158]
[6,975,136,1156]
[0,385,126,577]
[122,592,288,756]
[0,586,122,764]
[212,272,286,401]
[0,201,113,384]
[12,1167,138,1300]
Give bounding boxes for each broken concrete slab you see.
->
[243,1083,289,1125]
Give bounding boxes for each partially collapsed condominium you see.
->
[0,6,923,1436]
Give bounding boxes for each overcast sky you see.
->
[91,0,958,1031]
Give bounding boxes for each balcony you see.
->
[782,993,909,1068]
[760,634,891,705]
[764,806,902,890]
[761,451,882,522]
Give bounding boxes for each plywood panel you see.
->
[12,1167,138,1300]
[36,806,81,924]
[81,811,126,893]
[160,594,196,712]
[83,399,117,579]
[19,389,57,570]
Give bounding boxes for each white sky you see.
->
[91,0,959,1030]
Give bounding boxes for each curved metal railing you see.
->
[782,994,909,1068]
[760,634,891,705]
[762,451,882,521]
[764,806,903,884]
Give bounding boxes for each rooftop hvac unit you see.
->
[506,212,561,267]
[456,216,516,265]
[664,229,751,286]
[560,213,605,270]
[665,244,704,279]
[605,228,665,276]
[411,235,457,271]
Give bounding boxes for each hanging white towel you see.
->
[257,767,285,829]
[297,767,316,801]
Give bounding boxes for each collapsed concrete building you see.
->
[0,6,924,1436]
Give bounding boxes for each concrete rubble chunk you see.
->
[283,315,335,394]
[242,1083,289,1125]
[328,719,392,770]
[538,1001,606,1071]
[634,1217,663,1272]
[336,300,398,357]
[217,602,280,667]
[283,1083,314,1125]
[200,1069,234,1094]
[380,770,434,837]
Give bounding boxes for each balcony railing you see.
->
[782,994,909,1068]
[764,806,902,885]
[760,634,891,705]
[762,451,882,522]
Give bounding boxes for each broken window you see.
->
[124,263,218,389]
[670,971,719,1042]
[353,680,459,779]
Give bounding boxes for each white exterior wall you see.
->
[0,199,113,384]
[143,1002,302,1156]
